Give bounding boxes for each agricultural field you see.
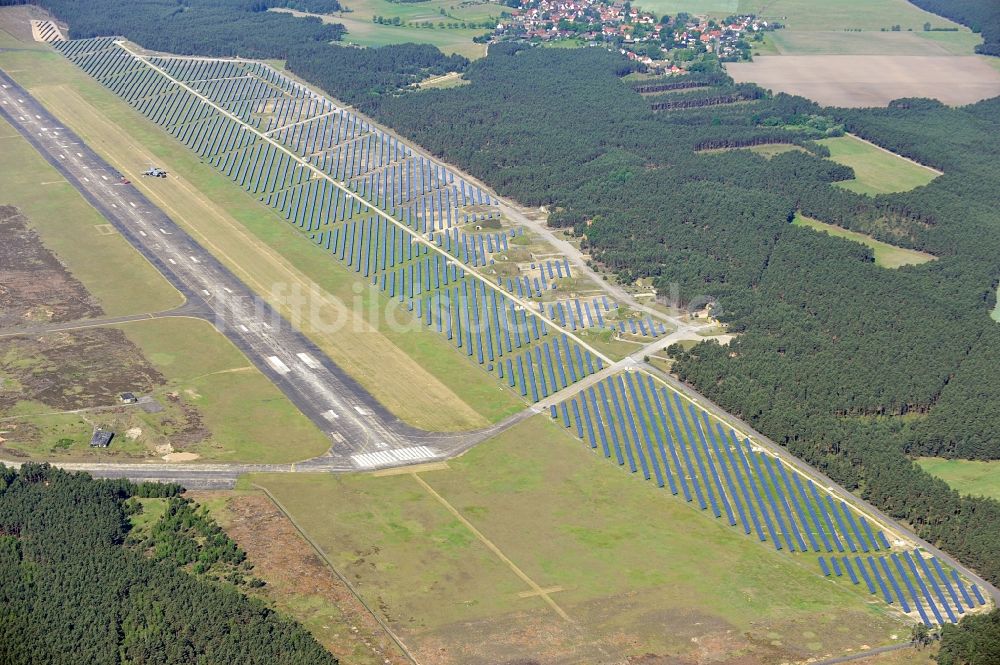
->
[635,0,737,15]
[247,415,912,664]
[817,134,941,195]
[792,214,936,269]
[764,29,984,56]
[737,0,964,33]
[270,1,498,59]
[917,458,1000,501]
[0,317,331,463]
[727,55,1000,107]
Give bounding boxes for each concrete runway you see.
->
[0,67,530,483]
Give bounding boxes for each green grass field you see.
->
[2,317,331,463]
[767,29,982,56]
[737,0,964,32]
[792,213,936,269]
[0,45,525,432]
[817,134,941,196]
[271,3,495,59]
[734,0,976,57]
[247,415,907,664]
[636,0,737,15]
[0,115,182,316]
[917,457,1000,501]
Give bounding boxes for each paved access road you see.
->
[0,68,529,478]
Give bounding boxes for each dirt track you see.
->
[727,55,1000,107]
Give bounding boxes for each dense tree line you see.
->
[0,464,336,664]
[908,0,1000,55]
[286,42,468,103]
[937,609,1000,665]
[0,0,345,58]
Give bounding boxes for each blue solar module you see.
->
[855,556,877,594]
[842,557,860,585]
[819,556,831,576]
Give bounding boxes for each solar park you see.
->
[52,36,616,403]
[548,370,989,625]
[48,35,991,632]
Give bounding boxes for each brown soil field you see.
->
[727,56,1000,107]
[0,329,163,412]
[193,491,411,665]
[0,206,103,327]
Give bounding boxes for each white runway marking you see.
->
[201,289,211,297]
[101,174,107,180]
[239,325,249,332]
[354,406,370,415]
[352,446,438,468]
[167,258,176,265]
[297,352,320,369]
[223,287,232,294]
[129,202,136,208]
[321,409,339,421]
[266,356,291,374]
[138,230,147,236]
[189,256,199,263]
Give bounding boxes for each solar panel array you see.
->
[53,38,608,402]
[545,296,667,337]
[550,372,888,553]
[32,20,64,44]
[549,371,991,623]
[819,552,989,626]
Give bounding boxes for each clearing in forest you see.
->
[917,458,1000,501]
[817,134,940,196]
[269,2,495,59]
[791,213,936,269]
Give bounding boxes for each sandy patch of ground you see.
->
[727,55,1000,107]
[162,451,200,462]
[125,427,142,441]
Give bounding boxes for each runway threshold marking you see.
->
[297,352,320,369]
[266,356,291,374]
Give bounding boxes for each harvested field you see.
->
[0,206,103,326]
[727,55,1000,107]
[194,490,410,665]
